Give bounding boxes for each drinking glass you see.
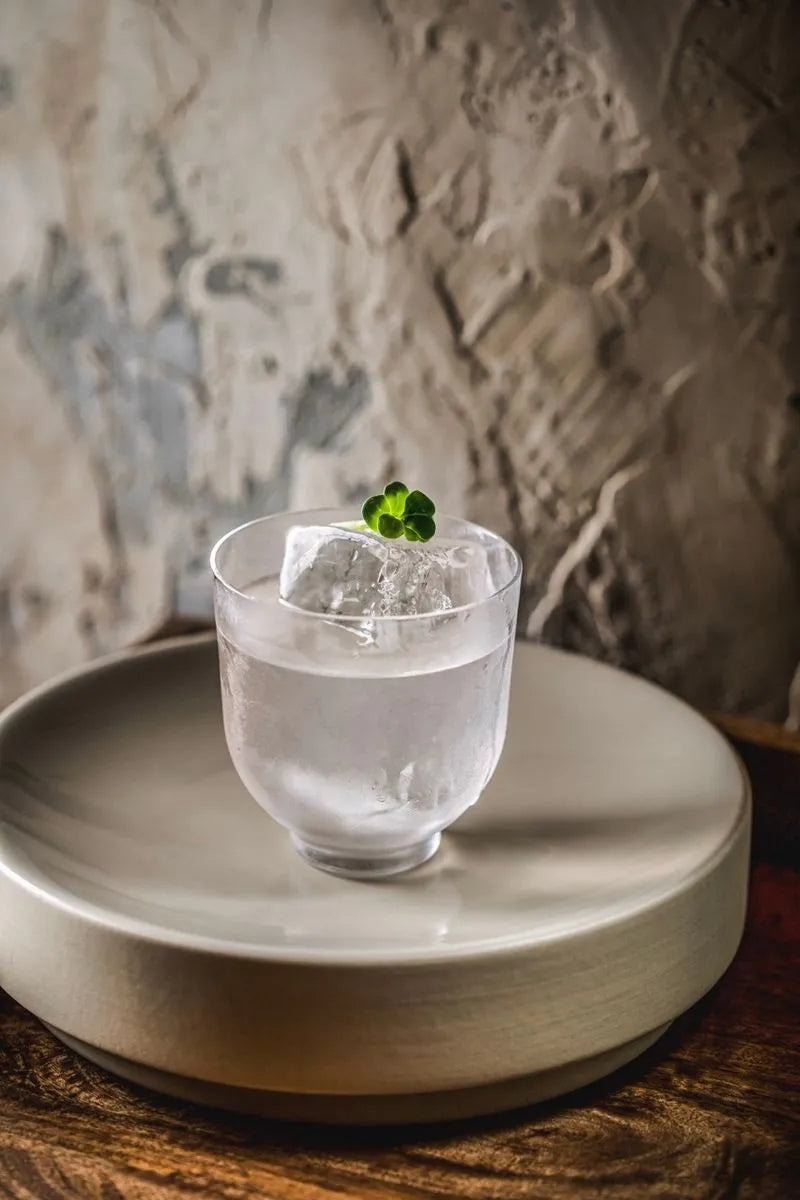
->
[211,509,521,879]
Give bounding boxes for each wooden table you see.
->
[0,669,798,1199]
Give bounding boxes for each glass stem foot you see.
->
[290,833,441,880]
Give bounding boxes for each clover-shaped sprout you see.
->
[362,482,436,542]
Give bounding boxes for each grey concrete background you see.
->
[1,0,799,718]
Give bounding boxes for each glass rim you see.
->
[209,508,523,623]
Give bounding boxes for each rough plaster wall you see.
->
[0,0,799,718]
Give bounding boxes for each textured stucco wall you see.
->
[1,0,799,717]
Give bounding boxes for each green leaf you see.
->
[378,513,404,538]
[361,482,437,541]
[404,490,435,517]
[362,494,387,531]
[383,481,409,516]
[403,513,436,542]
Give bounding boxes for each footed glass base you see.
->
[291,832,441,880]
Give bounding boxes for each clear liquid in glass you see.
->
[218,579,514,872]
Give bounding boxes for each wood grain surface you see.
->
[0,708,798,1198]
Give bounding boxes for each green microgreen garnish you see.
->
[361,482,436,542]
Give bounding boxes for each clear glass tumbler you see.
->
[211,509,521,879]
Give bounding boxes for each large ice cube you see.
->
[279,525,494,617]
[279,526,385,617]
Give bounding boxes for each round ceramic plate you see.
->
[0,636,749,1123]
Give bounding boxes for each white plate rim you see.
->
[0,634,751,968]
